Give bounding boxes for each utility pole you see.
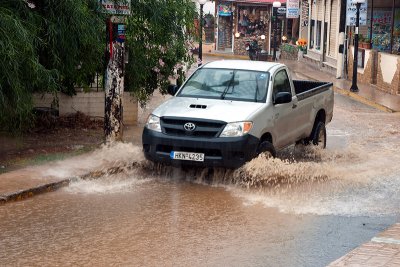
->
[104,17,125,142]
[337,0,347,79]
[101,1,131,142]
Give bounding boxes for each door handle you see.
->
[292,104,297,109]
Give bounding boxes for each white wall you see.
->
[33,92,138,125]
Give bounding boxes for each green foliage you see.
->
[125,0,197,105]
[0,0,105,133]
[0,0,197,132]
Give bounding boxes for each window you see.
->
[237,6,269,37]
[316,20,322,50]
[273,69,291,100]
[310,20,315,49]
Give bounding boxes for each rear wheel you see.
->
[256,141,276,158]
[310,122,326,148]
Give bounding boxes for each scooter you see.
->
[245,40,260,61]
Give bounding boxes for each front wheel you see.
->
[256,141,276,158]
[310,122,327,148]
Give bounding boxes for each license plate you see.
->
[170,151,205,162]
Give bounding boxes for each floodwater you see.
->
[1,94,400,266]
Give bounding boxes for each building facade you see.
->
[298,0,342,75]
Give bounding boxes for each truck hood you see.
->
[152,97,264,123]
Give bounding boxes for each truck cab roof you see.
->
[202,60,285,73]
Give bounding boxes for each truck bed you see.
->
[293,80,333,101]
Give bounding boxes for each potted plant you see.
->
[363,38,371,49]
[296,38,307,60]
[358,34,365,48]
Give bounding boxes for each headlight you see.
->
[146,114,161,132]
[220,121,253,137]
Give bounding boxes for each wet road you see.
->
[1,76,400,266]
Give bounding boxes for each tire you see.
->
[310,122,327,148]
[256,141,276,158]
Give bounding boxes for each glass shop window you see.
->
[237,6,269,37]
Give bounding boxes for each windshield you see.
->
[177,68,269,102]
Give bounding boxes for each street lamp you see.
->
[272,1,281,61]
[260,34,266,52]
[350,0,365,93]
[196,0,209,66]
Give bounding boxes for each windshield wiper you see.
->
[221,71,236,99]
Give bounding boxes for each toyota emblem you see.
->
[183,122,196,131]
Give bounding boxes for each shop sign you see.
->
[286,0,299,19]
[218,4,232,17]
[101,0,131,15]
[277,7,286,16]
[346,0,367,26]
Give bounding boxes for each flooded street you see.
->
[1,93,400,266]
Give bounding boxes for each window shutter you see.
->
[328,0,338,58]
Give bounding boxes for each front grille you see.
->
[161,117,226,138]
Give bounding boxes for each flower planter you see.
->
[364,42,371,49]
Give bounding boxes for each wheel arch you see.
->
[312,109,326,131]
[259,132,273,144]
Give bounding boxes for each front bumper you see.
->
[142,128,259,168]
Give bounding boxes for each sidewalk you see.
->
[281,59,400,113]
[328,223,400,266]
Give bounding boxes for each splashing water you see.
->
[56,135,400,216]
[55,105,400,217]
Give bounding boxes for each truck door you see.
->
[271,69,297,148]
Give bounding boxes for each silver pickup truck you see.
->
[142,60,334,168]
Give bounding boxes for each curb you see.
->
[0,178,74,204]
[204,52,249,60]
[0,162,145,205]
[332,86,396,113]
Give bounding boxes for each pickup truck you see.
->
[142,60,334,168]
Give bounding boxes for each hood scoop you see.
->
[189,104,207,109]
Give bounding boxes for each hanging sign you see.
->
[101,0,131,15]
[346,0,368,26]
[277,7,286,17]
[286,0,300,19]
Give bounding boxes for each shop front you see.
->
[360,0,400,54]
[348,0,400,95]
[214,0,287,56]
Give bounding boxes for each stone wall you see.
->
[347,47,377,85]
[234,38,252,56]
[280,44,299,61]
[377,53,400,95]
[348,46,400,95]
[33,92,138,125]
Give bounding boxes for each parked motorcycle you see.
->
[246,39,260,61]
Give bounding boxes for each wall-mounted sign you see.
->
[286,0,299,19]
[218,4,232,16]
[101,0,131,15]
[346,0,368,26]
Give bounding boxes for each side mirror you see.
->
[167,84,178,96]
[274,92,292,105]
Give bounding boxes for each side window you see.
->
[273,70,291,97]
